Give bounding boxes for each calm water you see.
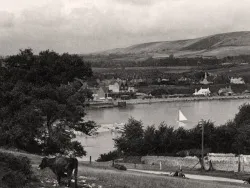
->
[78,99,250,161]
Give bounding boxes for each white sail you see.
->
[178,110,187,121]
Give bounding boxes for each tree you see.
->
[114,118,144,156]
[153,123,176,155]
[150,89,168,97]
[214,121,237,153]
[234,103,250,128]
[169,54,174,59]
[143,125,156,154]
[231,103,250,154]
[213,74,230,84]
[111,103,250,159]
[0,49,96,157]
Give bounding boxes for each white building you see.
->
[193,88,211,96]
[92,87,107,101]
[230,77,245,84]
[128,86,135,92]
[108,82,120,93]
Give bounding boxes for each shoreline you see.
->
[126,95,250,105]
[87,95,250,108]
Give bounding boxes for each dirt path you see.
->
[128,169,245,184]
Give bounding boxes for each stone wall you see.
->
[141,156,200,169]
[141,154,250,172]
[207,153,250,172]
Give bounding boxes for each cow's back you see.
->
[53,156,77,172]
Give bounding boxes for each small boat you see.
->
[177,109,187,126]
[178,110,187,122]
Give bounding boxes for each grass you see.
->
[1,148,249,188]
[79,166,249,188]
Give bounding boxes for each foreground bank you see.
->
[0,149,248,188]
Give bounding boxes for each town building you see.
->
[218,86,233,96]
[92,87,108,101]
[128,86,135,92]
[230,77,245,84]
[108,82,120,93]
[107,81,136,99]
[193,88,211,96]
[120,82,128,92]
[200,72,213,85]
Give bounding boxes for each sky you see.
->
[1,0,250,55]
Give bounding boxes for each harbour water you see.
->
[78,99,250,161]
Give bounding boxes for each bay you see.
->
[78,99,250,161]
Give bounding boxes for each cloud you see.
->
[114,0,159,6]
[0,11,14,28]
[1,0,250,55]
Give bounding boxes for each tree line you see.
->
[87,54,250,68]
[89,57,220,68]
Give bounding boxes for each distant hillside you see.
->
[87,31,250,61]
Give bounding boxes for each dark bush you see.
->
[0,152,32,176]
[150,88,168,96]
[96,150,120,162]
[0,152,32,188]
[2,171,27,188]
[113,164,127,171]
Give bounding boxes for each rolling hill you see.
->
[89,31,250,60]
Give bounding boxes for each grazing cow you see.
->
[39,156,78,188]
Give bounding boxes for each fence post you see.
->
[242,156,245,172]
[90,156,92,164]
[134,163,136,169]
[238,155,241,172]
[160,161,162,170]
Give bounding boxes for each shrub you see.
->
[0,152,32,188]
[2,171,27,188]
[113,164,127,171]
[97,150,120,162]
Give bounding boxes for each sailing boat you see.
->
[177,109,187,126]
[178,110,187,122]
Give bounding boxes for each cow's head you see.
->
[39,157,49,169]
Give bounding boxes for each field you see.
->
[208,64,250,77]
[93,66,194,74]
[1,149,250,188]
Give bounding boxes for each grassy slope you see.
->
[0,149,249,188]
[89,31,250,59]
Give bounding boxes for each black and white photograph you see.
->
[1,0,250,187]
